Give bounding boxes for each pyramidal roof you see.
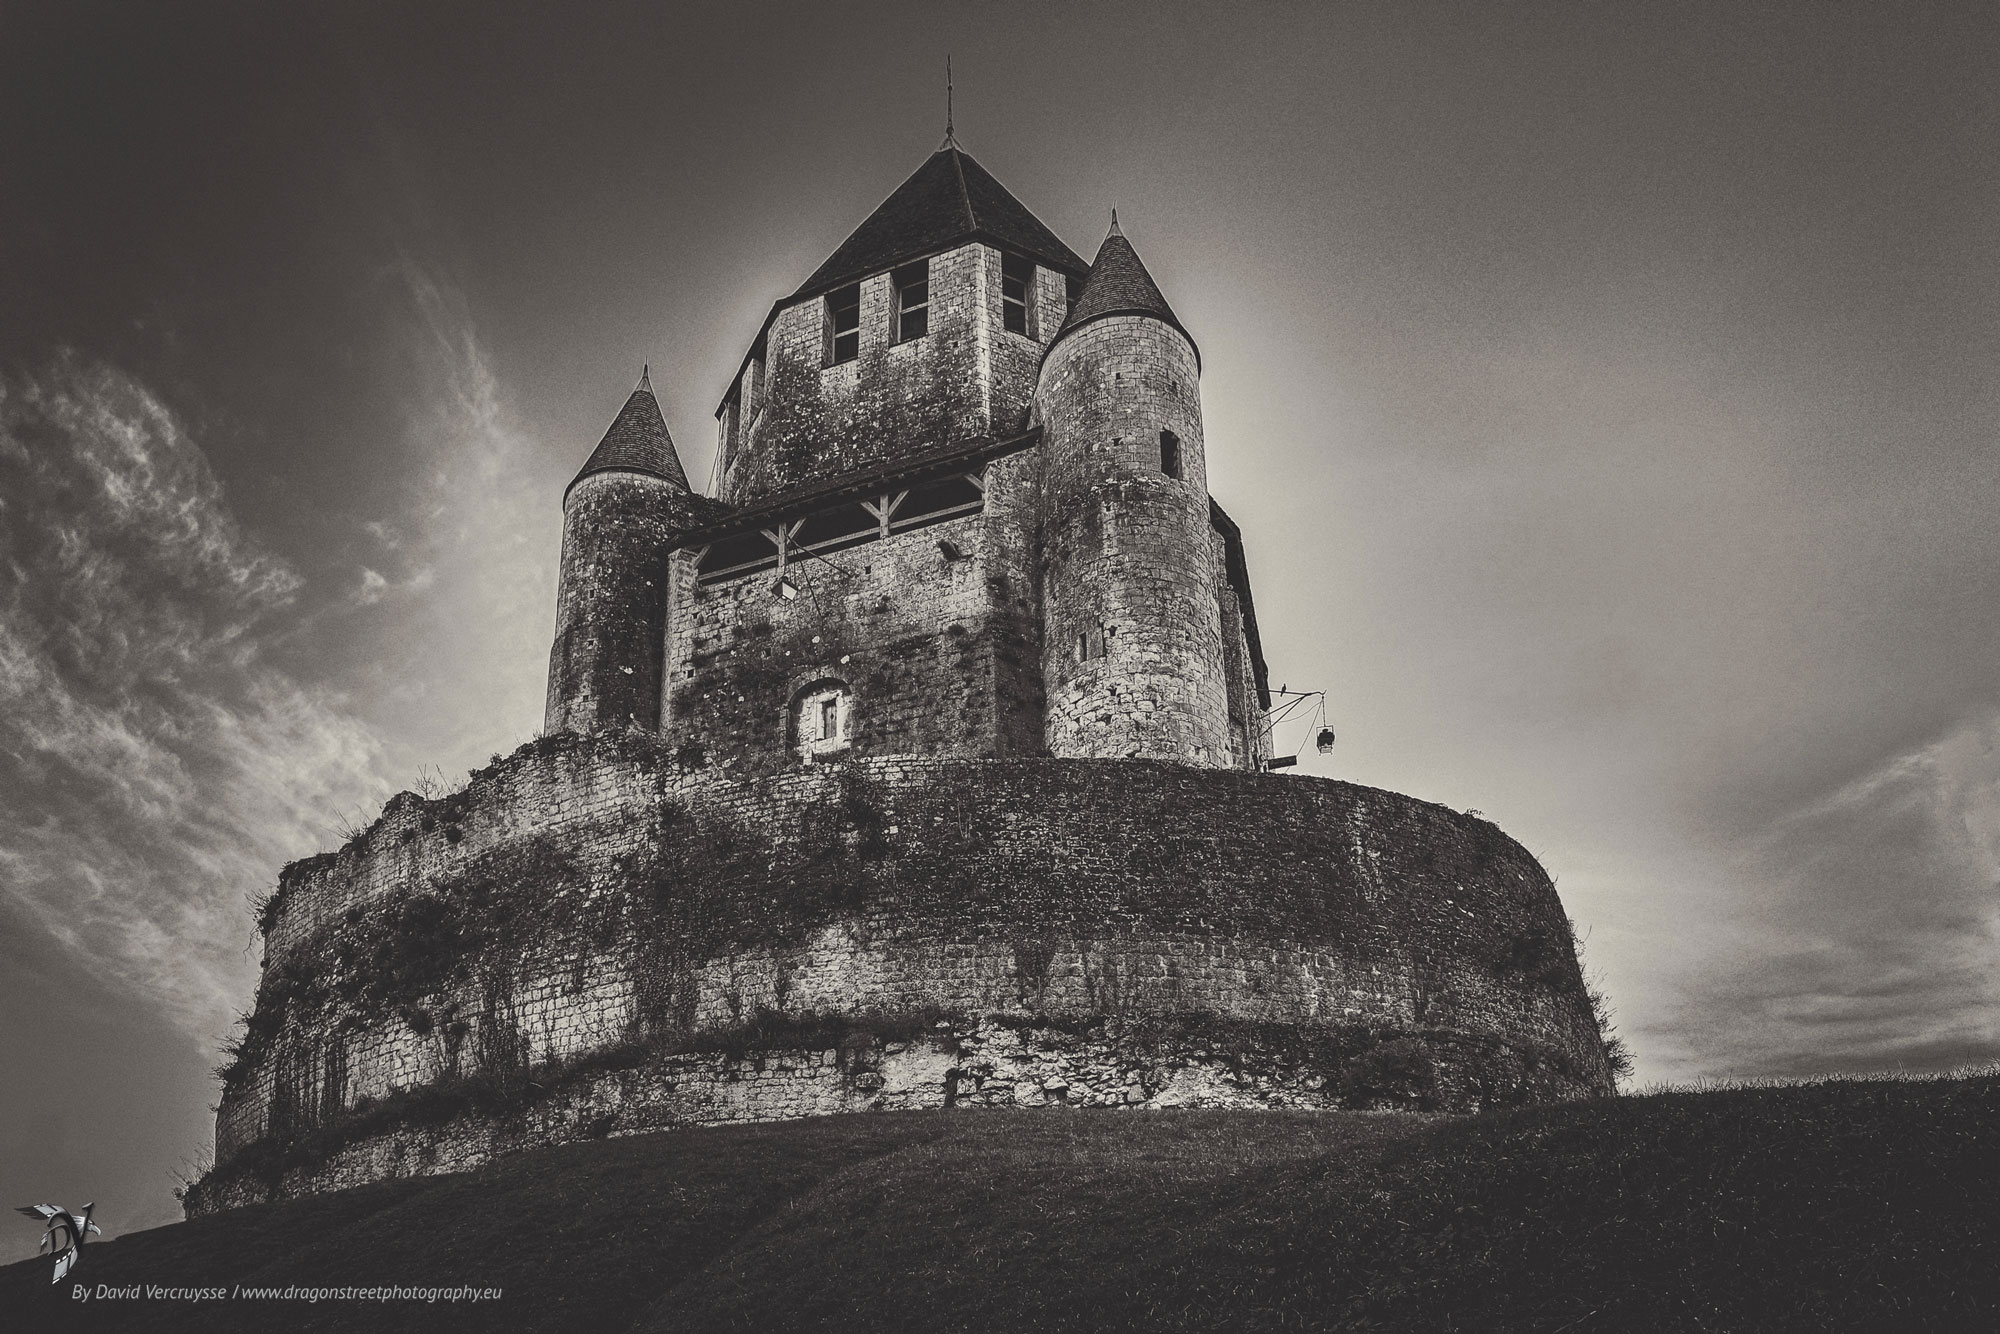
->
[1051,215,1195,360]
[792,145,1088,299]
[570,369,690,493]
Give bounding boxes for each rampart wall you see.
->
[198,734,1610,1214]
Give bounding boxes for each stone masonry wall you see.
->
[986,258,1071,433]
[188,1014,1586,1216]
[1037,314,1231,766]
[1215,533,1269,771]
[210,736,1612,1208]
[724,243,993,504]
[545,474,726,734]
[661,449,1044,777]
[720,244,1061,505]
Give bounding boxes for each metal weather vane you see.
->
[16,1202,101,1283]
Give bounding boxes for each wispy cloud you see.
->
[0,355,391,1039]
[0,264,562,1051]
[342,262,561,771]
[1662,714,2000,1077]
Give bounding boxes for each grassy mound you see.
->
[5,1073,1996,1331]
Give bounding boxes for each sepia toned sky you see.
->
[4,0,1997,1255]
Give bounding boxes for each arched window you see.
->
[793,680,853,762]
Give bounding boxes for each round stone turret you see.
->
[546,371,704,734]
[1035,221,1230,765]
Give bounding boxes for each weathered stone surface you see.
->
[188,1010,1589,1217]
[1038,314,1229,765]
[545,475,725,734]
[200,737,1612,1212]
[662,446,1045,776]
[721,243,1022,505]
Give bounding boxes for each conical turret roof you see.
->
[1050,217,1195,360]
[792,145,1087,300]
[570,369,690,493]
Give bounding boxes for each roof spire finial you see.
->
[1108,208,1122,238]
[941,54,958,148]
[638,364,652,393]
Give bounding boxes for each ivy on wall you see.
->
[209,737,1620,1206]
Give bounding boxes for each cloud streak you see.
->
[0,265,560,1057]
[329,263,562,776]
[1661,713,2000,1078]
[0,355,391,1039]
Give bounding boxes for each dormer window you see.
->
[1001,254,1035,336]
[894,261,929,342]
[825,283,860,365]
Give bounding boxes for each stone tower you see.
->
[544,152,1269,775]
[1036,219,1231,765]
[194,142,1616,1219]
[544,371,710,734]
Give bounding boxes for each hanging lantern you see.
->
[1315,728,1337,753]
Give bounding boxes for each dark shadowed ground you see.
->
[5,1075,1996,1331]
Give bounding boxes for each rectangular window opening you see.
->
[894,261,929,342]
[1160,430,1183,480]
[1001,254,1034,336]
[819,697,839,740]
[825,283,860,365]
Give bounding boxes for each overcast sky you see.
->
[4,0,1996,1256]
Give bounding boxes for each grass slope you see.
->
[5,1073,1995,1331]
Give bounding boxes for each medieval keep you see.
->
[191,144,1616,1214]
[547,149,1263,775]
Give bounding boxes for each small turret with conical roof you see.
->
[1034,217,1234,766]
[1046,211,1196,359]
[568,367,692,494]
[546,371,719,735]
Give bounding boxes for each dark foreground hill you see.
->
[6,1073,1996,1332]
